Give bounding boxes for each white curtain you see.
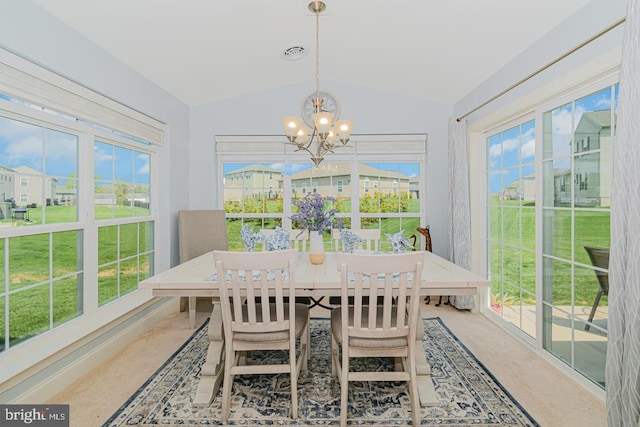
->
[447,117,475,309]
[606,1,640,425]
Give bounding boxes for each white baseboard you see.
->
[11,297,179,404]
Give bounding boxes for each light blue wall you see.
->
[0,0,191,268]
[190,81,453,256]
[455,0,627,124]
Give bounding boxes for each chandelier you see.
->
[282,1,353,166]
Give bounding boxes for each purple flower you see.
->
[290,193,340,235]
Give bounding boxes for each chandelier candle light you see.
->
[282,1,353,166]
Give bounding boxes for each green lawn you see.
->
[1,205,151,349]
[489,199,610,307]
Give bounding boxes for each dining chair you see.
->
[583,246,609,331]
[412,226,448,306]
[214,249,310,422]
[332,228,380,252]
[179,209,228,328]
[331,252,424,426]
[261,228,309,252]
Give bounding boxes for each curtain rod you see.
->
[456,16,626,123]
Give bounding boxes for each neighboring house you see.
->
[224,164,282,201]
[553,110,613,207]
[13,165,57,207]
[288,163,410,199]
[502,173,535,202]
[54,182,77,205]
[0,164,14,202]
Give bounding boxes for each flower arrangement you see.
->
[290,192,339,235]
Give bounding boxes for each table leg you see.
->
[188,296,197,329]
[193,299,224,408]
[415,318,439,406]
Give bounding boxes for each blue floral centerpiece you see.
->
[290,192,339,264]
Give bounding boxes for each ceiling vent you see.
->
[281,45,307,61]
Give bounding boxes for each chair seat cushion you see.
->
[234,303,309,342]
[331,306,410,349]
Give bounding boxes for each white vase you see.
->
[309,231,325,265]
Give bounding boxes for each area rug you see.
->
[104,318,539,426]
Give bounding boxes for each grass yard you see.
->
[1,205,152,349]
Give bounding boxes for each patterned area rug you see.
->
[104,318,539,426]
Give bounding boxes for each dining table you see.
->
[139,250,489,408]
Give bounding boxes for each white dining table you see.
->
[140,250,489,408]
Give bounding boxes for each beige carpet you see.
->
[49,299,606,427]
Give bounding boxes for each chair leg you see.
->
[407,355,421,426]
[220,345,234,422]
[291,345,298,419]
[585,290,604,331]
[340,357,349,427]
[331,333,338,377]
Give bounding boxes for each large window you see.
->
[483,80,616,391]
[217,136,426,253]
[0,96,157,356]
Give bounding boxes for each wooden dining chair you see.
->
[331,252,424,426]
[214,249,310,422]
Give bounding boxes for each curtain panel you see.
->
[447,117,475,310]
[606,0,640,425]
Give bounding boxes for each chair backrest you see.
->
[358,229,381,251]
[337,252,424,342]
[584,246,609,293]
[261,229,309,252]
[214,249,298,338]
[416,226,432,252]
[332,228,381,252]
[179,210,228,263]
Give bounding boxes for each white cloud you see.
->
[136,153,150,175]
[93,145,113,163]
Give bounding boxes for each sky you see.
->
[487,85,616,193]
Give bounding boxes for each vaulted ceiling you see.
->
[33,0,592,106]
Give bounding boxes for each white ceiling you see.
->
[33,0,592,106]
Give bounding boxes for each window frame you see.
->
[0,89,160,384]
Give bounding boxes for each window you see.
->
[94,141,150,219]
[482,79,616,391]
[220,159,423,253]
[0,96,157,356]
[541,84,615,389]
[487,119,536,338]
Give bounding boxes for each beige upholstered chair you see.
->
[178,210,228,328]
[214,249,310,422]
[332,228,381,252]
[331,252,423,426]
